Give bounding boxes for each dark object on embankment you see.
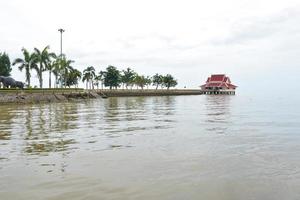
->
[0,76,16,88]
[15,81,24,89]
[0,76,24,89]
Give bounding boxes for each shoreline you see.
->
[96,89,202,97]
[0,89,203,104]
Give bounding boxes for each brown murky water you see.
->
[0,95,300,200]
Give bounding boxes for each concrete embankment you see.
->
[0,90,100,104]
[0,89,203,104]
[95,89,202,97]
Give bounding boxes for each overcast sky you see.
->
[1,0,300,93]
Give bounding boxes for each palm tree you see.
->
[52,58,61,88]
[46,53,57,88]
[134,75,147,90]
[82,73,89,89]
[13,48,37,88]
[94,75,101,89]
[82,66,96,89]
[72,69,82,88]
[145,76,152,89]
[99,70,106,89]
[65,68,82,88]
[50,56,74,88]
[59,56,74,88]
[33,46,56,88]
[121,68,135,89]
[94,71,105,89]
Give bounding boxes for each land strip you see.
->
[95,89,202,97]
[0,89,203,104]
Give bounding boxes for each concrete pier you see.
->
[201,90,236,95]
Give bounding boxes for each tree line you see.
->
[0,47,177,90]
[83,66,177,90]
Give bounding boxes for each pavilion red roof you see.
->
[206,82,222,87]
[210,74,226,82]
[201,74,237,90]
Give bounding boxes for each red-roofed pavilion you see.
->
[200,74,237,95]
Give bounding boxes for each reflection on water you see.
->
[0,96,300,200]
[204,95,232,134]
[21,104,80,156]
[0,97,177,158]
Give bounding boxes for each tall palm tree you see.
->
[98,70,106,89]
[82,73,89,90]
[134,75,147,90]
[71,69,82,88]
[52,58,61,88]
[34,46,56,88]
[13,48,37,88]
[94,75,101,89]
[121,67,135,89]
[46,53,57,88]
[59,56,74,88]
[82,66,95,89]
[64,67,82,88]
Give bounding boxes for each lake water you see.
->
[0,95,300,200]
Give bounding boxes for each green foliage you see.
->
[0,52,12,76]
[134,75,148,89]
[94,75,100,89]
[145,76,152,88]
[121,68,135,89]
[52,57,62,87]
[104,66,121,89]
[152,73,164,89]
[33,46,56,88]
[13,48,37,87]
[163,74,177,89]
[82,66,96,89]
[98,67,176,90]
[46,53,57,88]
[8,46,179,90]
[13,46,56,89]
[98,70,106,89]
[94,71,105,89]
[64,68,82,88]
[54,55,75,88]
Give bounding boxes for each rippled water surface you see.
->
[0,95,300,200]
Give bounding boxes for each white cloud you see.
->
[1,0,300,91]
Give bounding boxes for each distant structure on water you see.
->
[200,74,237,95]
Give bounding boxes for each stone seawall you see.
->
[95,89,203,97]
[0,91,100,104]
[0,89,203,104]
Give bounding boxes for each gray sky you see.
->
[1,0,300,93]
